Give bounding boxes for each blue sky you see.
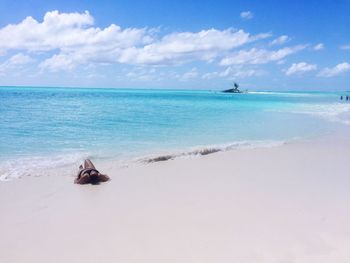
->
[0,0,349,90]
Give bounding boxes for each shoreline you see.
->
[0,136,321,182]
[1,126,348,182]
[0,138,290,182]
[1,132,350,262]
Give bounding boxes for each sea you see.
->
[1,86,350,181]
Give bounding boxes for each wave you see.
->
[275,103,350,125]
[0,140,286,181]
[139,140,286,163]
[248,91,326,97]
[0,152,91,182]
[248,91,285,95]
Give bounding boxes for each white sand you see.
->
[1,135,350,263]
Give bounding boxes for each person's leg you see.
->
[84,159,96,169]
[76,165,84,178]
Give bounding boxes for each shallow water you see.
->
[1,87,349,180]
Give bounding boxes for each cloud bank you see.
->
[0,10,273,71]
[219,45,306,66]
[0,10,347,84]
[0,53,34,74]
[318,62,350,77]
[285,62,317,76]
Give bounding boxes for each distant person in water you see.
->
[75,159,110,184]
[340,96,343,100]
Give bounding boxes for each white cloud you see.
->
[116,29,270,65]
[0,53,34,72]
[318,62,350,77]
[123,67,201,82]
[219,45,306,66]
[203,66,263,79]
[339,45,350,50]
[180,68,199,81]
[270,35,290,46]
[240,11,254,20]
[0,10,272,71]
[313,43,324,50]
[6,53,34,65]
[285,62,317,76]
[4,10,319,78]
[39,53,78,71]
[37,28,269,70]
[0,10,151,70]
[0,10,149,52]
[125,67,162,82]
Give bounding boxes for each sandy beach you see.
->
[1,134,350,263]
[1,1,350,262]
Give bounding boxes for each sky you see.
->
[0,0,349,90]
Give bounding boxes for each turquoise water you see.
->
[1,87,349,180]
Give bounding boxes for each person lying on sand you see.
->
[75,159,110,184]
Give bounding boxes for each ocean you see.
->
[1,86,349,181]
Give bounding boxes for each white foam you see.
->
[248,91,319,97]
[282,103,350,125]
[0,152,91,182]
[249,91,284,95]
[0,140,293,181]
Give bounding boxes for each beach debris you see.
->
[75,159,110,184]
[143,147,223,163]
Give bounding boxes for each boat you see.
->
[222,82,243,93]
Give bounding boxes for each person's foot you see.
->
[84,159,96,169]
